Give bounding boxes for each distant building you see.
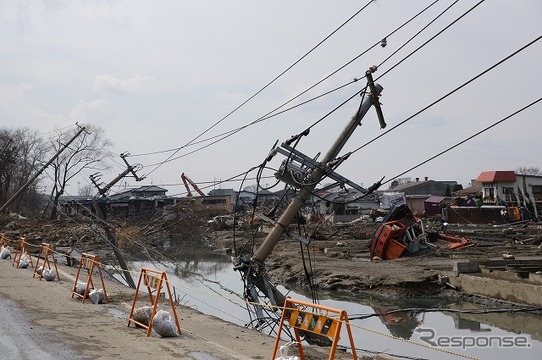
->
[476,170,542,216]
[312,190,380,223]
[444,171,542,224]
[109,185,167,200]
[387,179,458,214]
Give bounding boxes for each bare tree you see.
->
[78,183,95,196]
[516,166,542,176]
[46,125,113,219]
[0,128,47,214]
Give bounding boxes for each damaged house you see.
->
[385,177,459,215]
[443,170,542,224]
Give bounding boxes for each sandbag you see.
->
[151,310,179,337]
[75,282,90,297]
[132,306,153,327]
[43,268,56,281]
[18,258,29,268]
[89,288,105,304]
[275,341,300,360]
[0,247,10,259]
[36,265,44,275]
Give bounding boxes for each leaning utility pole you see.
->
[90,153,145,289]
[0,125,86,214]
[235,66,386,315]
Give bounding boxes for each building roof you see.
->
[133,185,167,193]
[475,171,516,183]
[390,180,431,192]
[425,196,446,204]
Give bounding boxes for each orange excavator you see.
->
[438,233,477,250]
[181,173,205,197]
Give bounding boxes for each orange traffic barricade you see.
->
[271,298,358,360]
[127,267,182,337]
[0,233,8,247]
[71,253,108,304]
[32,243,60,281]
[12,237,34,269]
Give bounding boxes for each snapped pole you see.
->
[252,81,383,265]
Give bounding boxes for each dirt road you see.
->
[0,256,357,360]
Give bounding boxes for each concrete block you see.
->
[453,261,480,274]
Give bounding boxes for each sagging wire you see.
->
[132,0,442,163]
[382,96,542,187]
[233,162,282,258]
[298,215,319,306]
[53,190,250,315]
[348,306,542,321]
[139,0,377,176]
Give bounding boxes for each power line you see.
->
[375,0,486,82]
[131,0,443,161]
[351,34,542,155]
[385,96,542,185]
[140,1,377,176]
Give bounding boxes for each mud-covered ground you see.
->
[2,214,542,300]
[205,220,542,300]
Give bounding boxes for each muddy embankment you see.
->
[3,215,542,304]
[206,220,542,303]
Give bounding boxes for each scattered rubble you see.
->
[2,210,542,305]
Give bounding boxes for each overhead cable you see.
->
[139,1,376,176]
[133,0,442,161]
[384,96,542,185]
[351,33,542,155]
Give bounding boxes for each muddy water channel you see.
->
[127,244,541,360]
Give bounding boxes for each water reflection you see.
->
[127,237,541,360]
[372,306,424,339]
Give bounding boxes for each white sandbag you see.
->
[75,282,89,297]
[18,258,29,268]
[43,268,56,281]
[132,306,153,327]
[151,310,179,337]
[0,247,10,259]
[275,341,300,360]
[36,265,44,275]
[89,288,105,304]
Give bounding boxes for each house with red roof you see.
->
[475,170,542,219]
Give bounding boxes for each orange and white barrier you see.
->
[32,243,60,281]
[71,253,108,304]
[127,267,182,337]
[12,237,34,269]
[271,298,358,360]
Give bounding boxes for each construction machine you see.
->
[181,173,205,197]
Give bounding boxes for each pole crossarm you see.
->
[235,67,387,334]
[89,152,146,289]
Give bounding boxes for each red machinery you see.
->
[370,220,408,260]
[181,173,205,197]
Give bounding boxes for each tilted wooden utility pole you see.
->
[0,125,86,214]
[236,67,386,318]
[90,153,145,289]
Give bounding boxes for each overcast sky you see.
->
[1,0,541,197]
